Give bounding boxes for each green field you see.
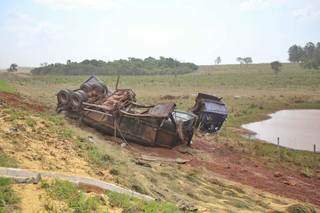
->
[2,63,320,124]
[2,63,320,169]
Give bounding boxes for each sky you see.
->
[0,0,320,68]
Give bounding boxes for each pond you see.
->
[242,110,320,152]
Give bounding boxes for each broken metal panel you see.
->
[173,111,196,123]
[173,111,197,144]
[80,75,109,94]
[147,103,176,118]
[118,115,157,145]
[203,102,228,115]
[155,130,178,147]
[195,93,222,102]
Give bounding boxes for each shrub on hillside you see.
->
[31,57,198,75]
[270,61,282,74]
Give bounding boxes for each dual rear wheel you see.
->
[57,89,88,112]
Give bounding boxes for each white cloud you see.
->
[240,0,320,20]
[4,11,62,48]
[33,0,119,10]
[240,0,287,11]
[0,10,68,67]
[127,26,183,50]
[292,6,320,20]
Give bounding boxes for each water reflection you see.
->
[242,110,320,152]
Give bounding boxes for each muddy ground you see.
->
[128,135,320,207]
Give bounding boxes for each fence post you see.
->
[314,144,316,153]
[276,137,281,161]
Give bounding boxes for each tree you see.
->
[302,42,319,69]
[236,57,252,65]
[236,57,244,65]
[288,44,304,63]
[236,57,243,64]
[8,63,18,72]
[304,42,315,57]
[214,56,221,65]
[243,57,253,64]
[288,42,320,69]
[270,61,282,74]
[144,57,156,65]
[315,42,320,67]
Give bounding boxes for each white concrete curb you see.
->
[0,167,154,202]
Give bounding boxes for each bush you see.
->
[31,57,198,76]
[270,61,282,74]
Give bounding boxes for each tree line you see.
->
[31,57,199,75]
[288,42,320,69]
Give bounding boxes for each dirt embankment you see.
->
[0,92,108,178]
[0,92,119,211]
[192,137,320,206]
[0,92,46,112]
[128,133,320,207]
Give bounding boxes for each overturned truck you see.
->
[57,76,196,148]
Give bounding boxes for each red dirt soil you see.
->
[132,136,320,207]
[0,92,46,112]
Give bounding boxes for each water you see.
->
[242,110,320,152]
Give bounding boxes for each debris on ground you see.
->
[274,172,282,178]
[177,200,198,212]
[134,160,152,168]
[139,155,190,164]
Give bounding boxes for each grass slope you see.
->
[0,178,20,212]
[0,80,15,93]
